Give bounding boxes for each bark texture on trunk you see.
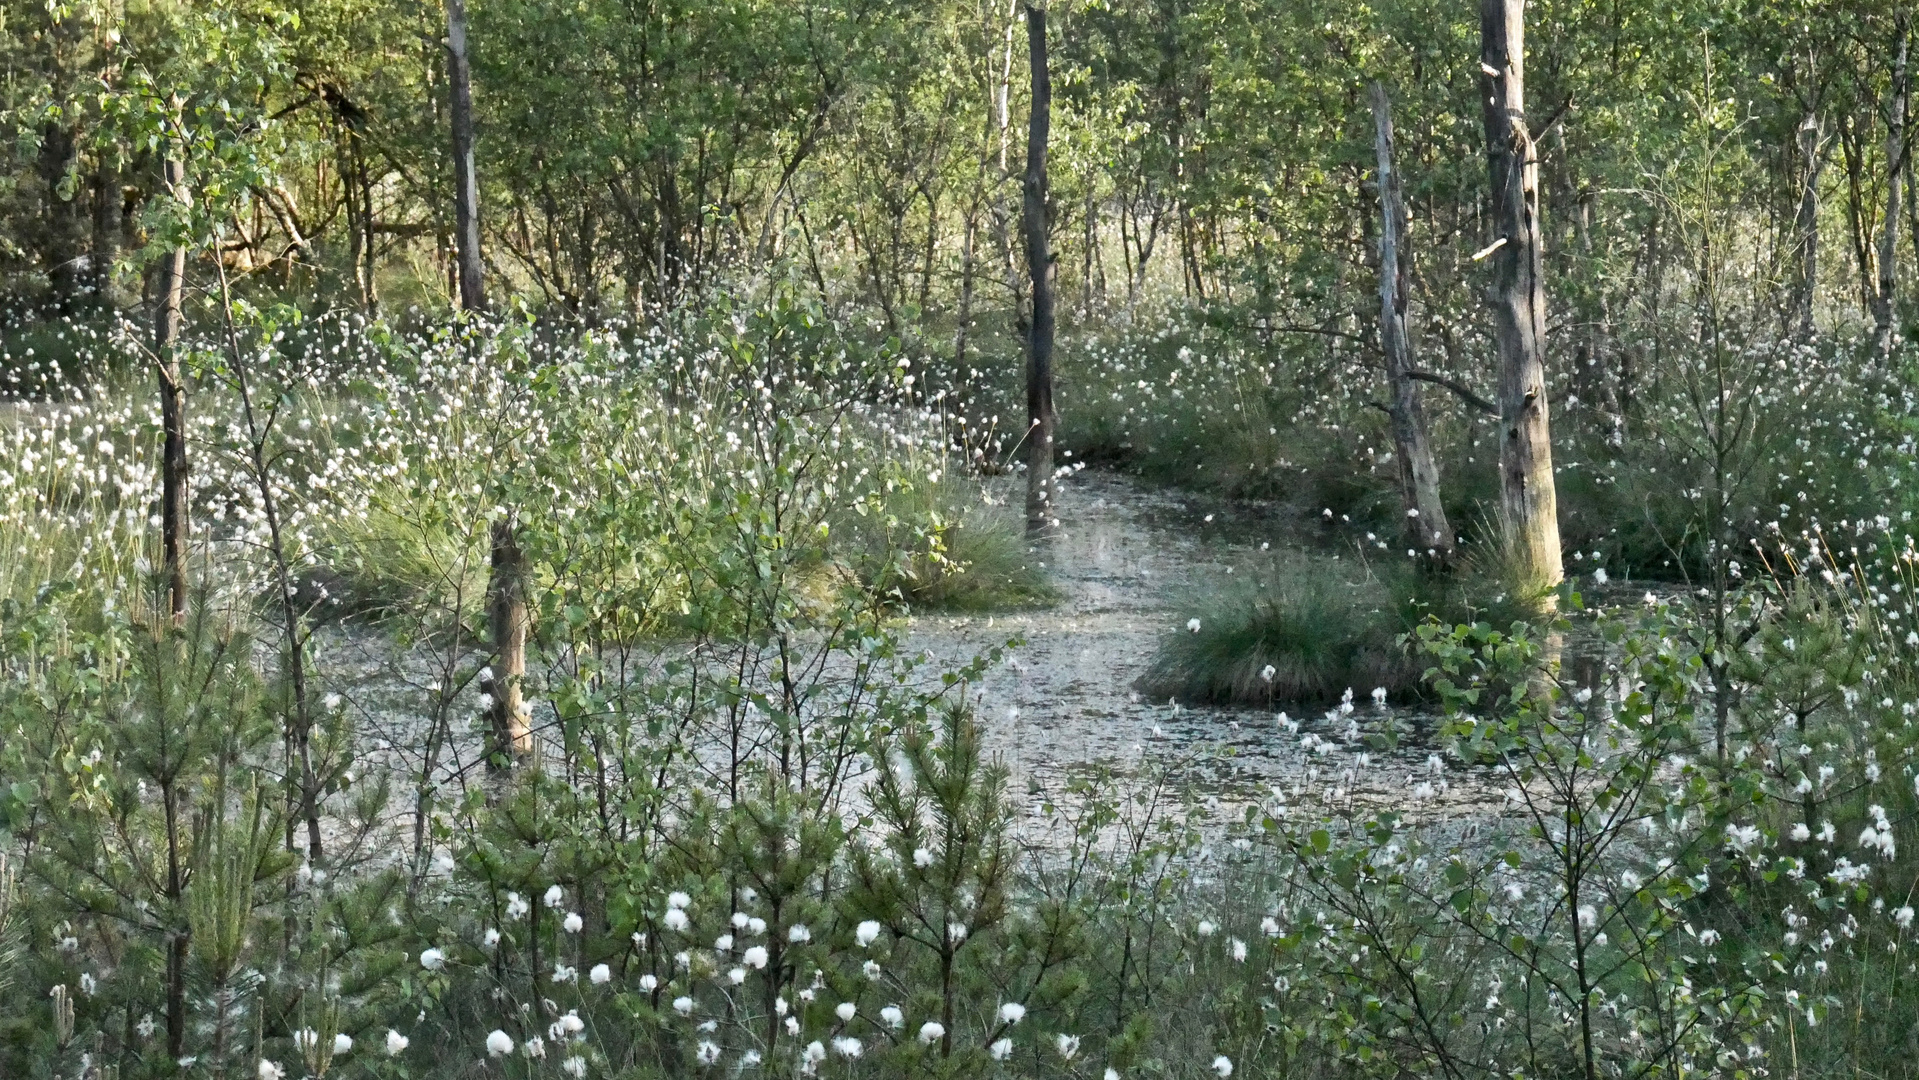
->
[1370,83,1454,561]
[446,0,486,313]
[955,200,978,374]
[155,153,190,626]
[1022,2,1057,537]
[1874,14,1909,357]
[165,927,189,1059]
[1480,0,1563,594]
[485,519,532,762]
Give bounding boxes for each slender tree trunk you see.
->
[990,0,1025,339]
[1908,122,1919,294]
[360,136,379,311]
[162,779,189,1059]
[1179,200,1204,301]
[1081,183,1096,312]
[997,0,1017,175]
[992,202,1024,332]
[154,150,190,626]
[918,184,939,316]
[342,134,366,306]
[165,925,189,1060]
[955,196,979,373]
[1874,15,1910,357]
[1370,83,1454,561]
[446,0,485,313]
[1795,113,1826,341]
[1126,199,1161,319]
[211,259,326,869]
[1480,0,1563,596]
[1022,3,1056,537]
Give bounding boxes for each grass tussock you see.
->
[904,507,1058,612]
[1142,528,1562,708]
[1139,560,1417,707]
[847,476,1059,614]
[307,498,491,623]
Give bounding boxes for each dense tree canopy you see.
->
[1,0,1911,351]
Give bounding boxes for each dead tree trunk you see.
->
[1022,2,1057,537]
[1480,0,1563,595]
[446,0,485,313]
[1874,14,1910,357]
[445,0,528,762]
[483,520,532,760]
[1795,112,1826,342]
[154,150,190,626]
[1369,83,1454,562]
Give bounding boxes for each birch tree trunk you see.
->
[1873,14,1909,357]
[446,0,485,313]
[990,0,1026,354]
[1022,2,1057,537]
[1480,0,1563,595]
[1369,83,1454,561]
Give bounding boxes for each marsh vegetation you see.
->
[5,0,1919,1076]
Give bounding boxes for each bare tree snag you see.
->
[1480,0,1563,595]
[1874,13,1909,357]
[1369,82,1454,562]
[1022,2,1057,537]
[446,0,485,313]
[483,520,532,760]
[154,146,189,626]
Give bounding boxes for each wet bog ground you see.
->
[313,467,1511,850]
[899,470,1505,827]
